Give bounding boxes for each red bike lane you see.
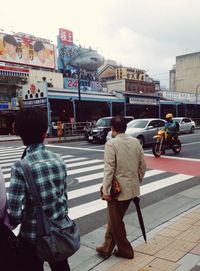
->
[145,155,200,176]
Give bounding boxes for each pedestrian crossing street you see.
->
[0,146,196,221]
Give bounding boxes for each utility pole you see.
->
[77,63,81,101]
[195,84,200,117]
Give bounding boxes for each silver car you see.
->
[173,117,196,134]
[106,118,166,146]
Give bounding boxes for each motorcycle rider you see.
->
[164,113,178,143]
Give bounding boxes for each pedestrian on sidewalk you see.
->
[7,108,71,271]
[96,116,146,259]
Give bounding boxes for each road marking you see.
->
[141,174,192,195]
[145,155,200,176]
[68,164,104,175]
[2,157,97,179]
[144,169,165,178]
[46,144,105,152]
[0,157,87,169]
[69,173,193,219]
[77,172,104,183]
[145,153,200,162]
[67,159,102,168]
[1,146,197,222]
[68,170,168,200]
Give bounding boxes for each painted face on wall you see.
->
[37,48,46,63]
[4,41,17,59]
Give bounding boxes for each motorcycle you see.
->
[152,130,181,157]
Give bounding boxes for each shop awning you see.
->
[0,65,29,77]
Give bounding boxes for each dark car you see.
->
[85,116,134,143]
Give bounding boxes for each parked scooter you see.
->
[152,130,181,157]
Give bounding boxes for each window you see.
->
[183,118,191,123]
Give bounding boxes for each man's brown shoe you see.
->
[96,246,111,257]
[113,249,134,259]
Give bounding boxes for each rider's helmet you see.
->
[165,113,173,121]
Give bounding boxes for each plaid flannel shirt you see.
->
[8,144,68,243]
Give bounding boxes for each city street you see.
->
[1,130,200,236]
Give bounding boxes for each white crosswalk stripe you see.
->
[0,146,195,222]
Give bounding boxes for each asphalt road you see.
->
[1,130,200,235]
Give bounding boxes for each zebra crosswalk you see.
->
[0,146,196,221]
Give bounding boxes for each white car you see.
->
[106,118,166,147]
[173,117,196,134]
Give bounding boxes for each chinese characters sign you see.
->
[59,29,73,45]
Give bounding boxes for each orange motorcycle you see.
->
[152,130,181,157]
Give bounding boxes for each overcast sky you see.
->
[1,0,200,88]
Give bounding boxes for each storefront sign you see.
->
[59,28,73,45]
[23,98,47,107]
[0,65,29,77]
[162,91,200,104]
[22,82,47,107]
[0,103,9,109]
[129,97,158,105]
[64,78,78,89]
[90,81,102,92]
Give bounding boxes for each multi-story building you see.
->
[0,30,58,134]
[170,51,200,93]
[98,65,155,94]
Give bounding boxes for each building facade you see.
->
[170,51,200,93]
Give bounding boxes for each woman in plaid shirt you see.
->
[7,108,71,271]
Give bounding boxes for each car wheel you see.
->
[190,126,195,133]
[137,136,144,147]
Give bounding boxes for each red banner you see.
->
[59,28,73,45]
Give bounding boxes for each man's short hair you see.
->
[34,41,45,52]
[110,116,127,133]
[15,108,48,146]
[3,34,18,47]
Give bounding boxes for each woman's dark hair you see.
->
[15,108,48,146]
[3,34,18,47]
[33,41,45,52]
[110,116,127,133]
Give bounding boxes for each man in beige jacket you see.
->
[96,116,147,259]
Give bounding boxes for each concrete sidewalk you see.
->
[0,134,84,143]
[43,183,200,271]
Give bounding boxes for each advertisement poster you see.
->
[22,82,47,108]
[0,33,55,69]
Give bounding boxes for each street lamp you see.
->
[195,84,200,117]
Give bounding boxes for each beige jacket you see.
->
[103,133,147,201]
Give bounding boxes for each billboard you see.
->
[57,31,104,71]
[0,33,55,69]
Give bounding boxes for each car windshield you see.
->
[96,118,111,127]
[127,119,149,128]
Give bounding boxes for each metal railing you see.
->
[51,121,93,137]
